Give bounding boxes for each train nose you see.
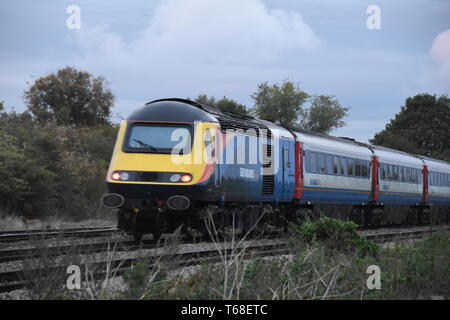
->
[102,193,125,208]
[166,195,190,211]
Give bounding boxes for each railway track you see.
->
[0,225,448,293]
[0,227,118,243]
[0,239,288,293]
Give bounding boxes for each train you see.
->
[102,98,450,241]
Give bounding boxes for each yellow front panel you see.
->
[106,121,218,185]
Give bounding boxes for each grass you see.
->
[0,209,115,231]
[12,216,450,300]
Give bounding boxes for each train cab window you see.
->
[317,154,326,173]
[125,123,192,154]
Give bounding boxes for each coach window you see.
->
[340,157,347,175]
[347,159,355,176]
[309,152,317,173]
[355,160,362,177]
[333,157,340,175]
[362,161,369,178]
[393,166,398,181]
[326,155,333,174]
[380,164,386,180]
[388,165,393,180]
[317,154,326,173]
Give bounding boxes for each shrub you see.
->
[291,216,379,256]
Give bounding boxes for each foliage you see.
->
[251,80,349,133]
[194,94,249,114]
[138,232,449,300]
[300,95,350,134]
[371,94,450,161]
[251,80,309,129]
[291,217,379,257]
[24,66,115,127]
[0,107,118,219]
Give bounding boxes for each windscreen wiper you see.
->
[133,139,157,151]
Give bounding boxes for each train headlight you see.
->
[180,174,192,183]
[170,174,181,182]
[111,171,130,181]
[111,172,121,180]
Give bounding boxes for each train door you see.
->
[281,140,295,200]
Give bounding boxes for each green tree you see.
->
[195,94,248,114]
[195,94,216,106]
[301,95,350,134]
[251,80,349,133]
[251,80,308,129]
[370,94,450,161]
[24,66,115,126]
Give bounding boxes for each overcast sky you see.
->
[1,0,449,142]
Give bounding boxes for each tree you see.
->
[251,80,349,133]
[194,94,248,114]
[370,94,450,161]
[301,95,350,134]
[251,80,308,129]
[24,66,115,126]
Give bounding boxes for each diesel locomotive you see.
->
[102,98,450,240]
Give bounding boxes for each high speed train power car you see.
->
[102,98,450,240]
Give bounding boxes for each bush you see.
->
[291,216,379,257]
[0,109,118,220]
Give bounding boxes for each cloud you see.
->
[69,0,322,110]
[75,0,321,63]
[428,29,450,88]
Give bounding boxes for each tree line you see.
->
[0,66,448,220]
